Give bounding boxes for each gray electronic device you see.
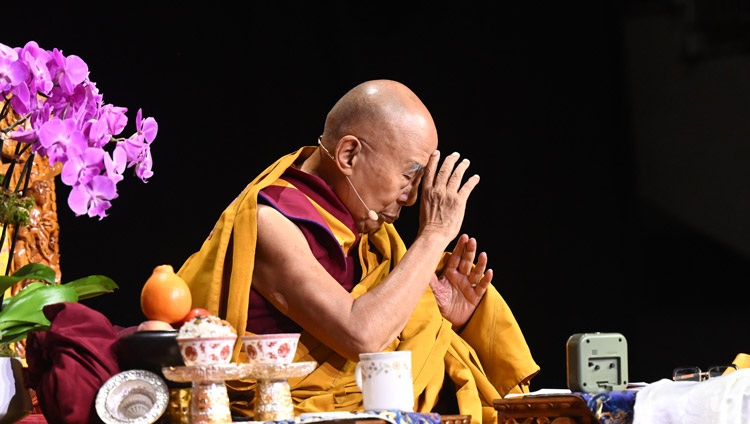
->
[566,332,628,393]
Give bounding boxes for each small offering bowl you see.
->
[240,333,300,365]
[176,335,237,366]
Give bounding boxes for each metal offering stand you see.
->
[162,361,316,423]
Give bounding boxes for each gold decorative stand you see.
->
[247,362,316,421]
[163,362,315,424]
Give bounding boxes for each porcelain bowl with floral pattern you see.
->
[240,333,300,364]
[176,335,237,366]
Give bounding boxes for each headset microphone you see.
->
[318,136,379,221]
[346,176,380,221]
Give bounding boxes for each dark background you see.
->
[5,1,750,390]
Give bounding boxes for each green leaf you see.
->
[1,282,46,310]
[0,284,77,323]
[0,262,119,347]
[11,263,56,283]
[0,263,56,293]
[0,278,17,295]
[0,322,49,344]
[0,318,49,332]
[66,275,119,300]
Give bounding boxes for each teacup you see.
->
[240,333,300,364]
[176,335,237,366]
[355,350,414,411]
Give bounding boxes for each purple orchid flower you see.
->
[1,41,158,219]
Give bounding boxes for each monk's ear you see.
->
[335,136,361,174]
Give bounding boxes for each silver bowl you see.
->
[95,369,169,424]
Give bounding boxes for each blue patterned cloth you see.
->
[256,410,442,424]
[578,391,637,424]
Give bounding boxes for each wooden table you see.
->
[493,394,599,424]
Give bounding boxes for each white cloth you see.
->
[0,357,17,418]
[633,368,750,424]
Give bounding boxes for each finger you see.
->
[458,237,478,275]
[421,150,441,189]
[458,174,481,199]
[473,268,493,290]
[433,152,461,187]
[447,158,471,192]
[467,250,487,283]
[473,250,488,274]
[444,234,469,271]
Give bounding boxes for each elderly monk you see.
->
[177,79,540,424]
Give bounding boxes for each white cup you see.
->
[354,350,414,412]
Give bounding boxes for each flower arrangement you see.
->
[0,40,157,220]
[0,40,158,353]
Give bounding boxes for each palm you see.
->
[430,271,482,328]
[429,234,492,329]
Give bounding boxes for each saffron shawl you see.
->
[177,146,540,424]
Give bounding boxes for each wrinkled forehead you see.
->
[365,126,436,173]
[395,117,437,160]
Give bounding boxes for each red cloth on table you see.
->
[23,302,126,424]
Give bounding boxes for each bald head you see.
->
[309,80,439,232]
[321,80,437,152]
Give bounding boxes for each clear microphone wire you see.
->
[318,137,379,221]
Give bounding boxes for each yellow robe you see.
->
[177,146,540,424]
